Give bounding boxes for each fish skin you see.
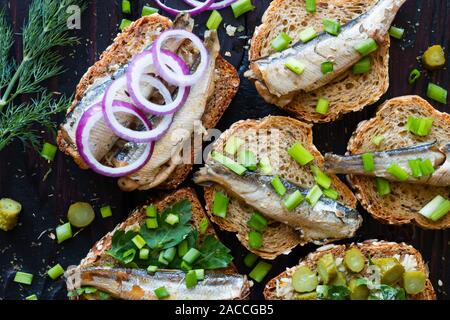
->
[71,267,251,300]
[246,0,406,105]
[194,162,362,243]
[324,142,450,187]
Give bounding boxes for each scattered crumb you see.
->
[226,25,237,37]
[224,51,231,57]
[49,232,56,240]
[438,280,443,287]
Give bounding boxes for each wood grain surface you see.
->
[0,0,448,300]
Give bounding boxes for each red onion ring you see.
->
[127,49,190,115]
[182,0,237,10]
[103,76,174,143]
[76,103,154,177]
[155,0,214,16]
[152,29,209,87]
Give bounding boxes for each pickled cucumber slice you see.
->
[292,266,318,293]
[67,202,95,228]
[372,258,405,285]
[349,278,369,300]
[344,248,366,273]
[317,253,337,284]
[0,198,22,231]
[403,271,426,295]
[422,45,446,70]
[295,291,318,300]
[331,271,347,286]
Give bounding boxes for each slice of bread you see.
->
[346,95,450,229]
[248,0,389,123]
[202,116,358,260]
[57,14,240,190]
[264,240,436,300]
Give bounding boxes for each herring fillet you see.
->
[194,163,362,243]
[325,142,450,186]
[118,31,220,191]
[246,0,406,104]
[71,267,250,300]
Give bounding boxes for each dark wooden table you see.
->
[0,0,448,300]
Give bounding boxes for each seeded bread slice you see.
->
[202,116,358,260]
[248,0,389,123]
[346,95,450,229]
[264,240,436,300]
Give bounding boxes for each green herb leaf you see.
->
[326,286,351,300]
[106,230,138,265]
[194,235,233,269]
[368,285,406,300]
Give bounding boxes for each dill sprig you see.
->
[0,0,86,151]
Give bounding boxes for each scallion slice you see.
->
[388,26,405,39]
[248,231,263,249]
[225,136,245,155]
[154,286,170,299]
[244,252,259,268]
[194,269,205,281]
[305,0,316,13]
[147,265,158,273]
[185,270,198,289]
[427,83,447,104]
[271,176,287,196]
[146,218,158,229]
[139,248,150,260]
[249,261,272,283]
[212,151,247,175]
[362,153,375,172]
[271,32,292,52]
[387,164,409,181]
[123,248,136,264]
[316,97,330,115]
[100,205,112,218]
[408,159,423,178]
[371,135,384,146]
[231,0,255,18]
[199,217,209,235]
[288,142,314,165]
[258,156,273,175]
[323,188,339,200]
[25,294,38,300]
[56,222,72,244]
[299,27,317,43]
[131,235,146,249]
[163,247,177,263]
[284,190,305,211]
[311,165,332,189]
[122,0,131,14]
[14,271,33,285]
[247,213,268,232]
[306,185,323,207]
[206,10,223,30]
[285,58,305,75]
[420,158,435,176]
[158,251,169,265]
[142,5,158,16]
[180,261,192,271]
[408,69,421,85]
[352,57,372,74]
[419,195,450,222]
[354,38,378,56]
[238,150,258,170]
[321,61,334,74]
[119,19,132,31]
[376,177,391,196]
[213,191,229,218]
[322,19,341,36]
[183,248,201,265]
[41,143,58,161]
[47,264,64,280]
[406,117,434,137]
[146,205,157,217]
[165,213,179,226]
[178,240,189,258]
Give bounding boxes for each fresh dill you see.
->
[0,0,86,151]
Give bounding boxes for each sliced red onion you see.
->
[155,0,214,16]
[103,77,174,143]
[76,103,154,177]
[127,49,190,115]
[182,0,237,10]
[152,29,209,87]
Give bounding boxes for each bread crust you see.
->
[264,240,436,300]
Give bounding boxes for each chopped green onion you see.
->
[323,188,339,200]
[321,61,334,74]
[408,159,423,178]
[100,206,112,218]
[213,191,229,218]
[388,26,405,39]
[121,0,131,14]
[165,213,179,226]
[47,264,64,280]
[158,251,169,265]
[194,269,205,281]
[387,164,409,181]
[238,150,258,170]
[362,153,375,172]
[316,97,330,115]
[119,19,132,31]
[154,286,170,299]
[139,248,150,260]
[420,159,435,176]
[178,240,189,258]
[311,165,332,189]
[406,117,434,137]
[225,136,245,155]
[248,231,263,249]
[244,252,259,268]
[180,261,192,271]
[288,142,314,166]
[271,176,287,196]
[146,218,158,229]
[14,271,33,285]
[371,135,384,146]
[408,69,421,85]
[147,265,158,273]
[352,57,372,74]
[306,185,323,207]
[419,195,450,222]
[284,190,305,211]
[376,177,391,196]
[247,213,268,232]
[40,143,58,161]
[146,205,157,217]
[285,58,305,75]
[258,156,273,175]
[206,10,223,30]
[305,0,316,13]
[131,234,146,249]
[185,270,198,289]
[183,248,201,265]
[199,217,209,235]
[123,248,136,264]
[141,5,158,16]
[427,83,447,104]
[231,0,255,18]
[299,27,317,43]
[25,294,38,300]
[212,151,247,175]
[163,247,177,263]
[322,19,341,36]
[270,32,292,52]
[249,261,272,283]
[354,38,378,56]
[56,222,72,244]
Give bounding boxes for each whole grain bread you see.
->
[202,116,357,260]
[264,240,436,300]
[248,0,389,123]
[346,95,450,229]
[57,14,239,190]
